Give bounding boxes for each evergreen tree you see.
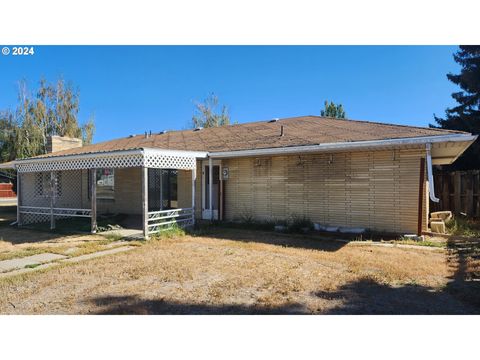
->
[321,100,346,119]
[432,46,480,170]
[191,93,231,128]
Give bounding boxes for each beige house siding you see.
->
[80,167,143,214]
[221,148,428,234]
[27,149,427,234]
[177,170,193,209]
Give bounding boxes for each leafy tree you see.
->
[432,46,480,170]
[321,100,346,119]
[0,78,95,162]
[192,93,231,128]
[0,111,18,162]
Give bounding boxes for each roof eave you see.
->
[209,134,477,159]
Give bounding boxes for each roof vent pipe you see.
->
[280,125,284,137]
[426,143,440,203]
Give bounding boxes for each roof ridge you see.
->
[302,115,466,134]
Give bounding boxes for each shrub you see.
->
[445,217,480,237]
[152,223,186,239]
[286,215,313,233]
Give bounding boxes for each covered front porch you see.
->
[13,148,208,239]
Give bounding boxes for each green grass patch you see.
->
[446,217,480,238]
[198,215,314,235]
[24,263,40,269]
[393,239,446,248]
[151,223,186,239]
[102,233,124,242]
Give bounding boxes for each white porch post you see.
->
[50,171,56,230]
[16,172,22,226]
[209,157,213,221]
[160,169,163,210]
[191,166,196,226]
[90,169,97,233]
[142,167,149,239]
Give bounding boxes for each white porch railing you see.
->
[19,206,92,218]
[147,207,194,235]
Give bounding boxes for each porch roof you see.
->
[12,148,207,173]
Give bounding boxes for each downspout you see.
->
[426,143,440,203]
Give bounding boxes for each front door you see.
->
[202,161,221,220]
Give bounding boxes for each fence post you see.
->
[454,172,462,214]
[466,173,474,216]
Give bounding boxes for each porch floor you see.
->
[102,228,144,240]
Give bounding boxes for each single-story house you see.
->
[0,116,476,238]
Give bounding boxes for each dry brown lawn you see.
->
[0,227,477,315]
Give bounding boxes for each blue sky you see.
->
[0,46,459,143]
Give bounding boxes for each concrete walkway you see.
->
[0,246,135,279]
[103,229,144,240]
[0,253,66,273]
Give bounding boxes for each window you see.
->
[96,168,115,200]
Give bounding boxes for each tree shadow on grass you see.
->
[445,236,480,310]
[87,295,307,315]
[87,276,478,315]
[191,227,347,252]
[316,278,475,315]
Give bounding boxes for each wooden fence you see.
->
[431,170,480,217]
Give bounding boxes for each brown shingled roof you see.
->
[29,116,465,159]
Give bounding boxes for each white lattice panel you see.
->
[16,149,199,173]
[19,170,86,226]
[16,154,144,173]
[144,153,196,170]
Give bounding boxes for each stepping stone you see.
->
[0,253,67,273]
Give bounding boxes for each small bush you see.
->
[153,223,186,239]
[446,217,480,238]
[287,215,313,233]
[239,210,255,224]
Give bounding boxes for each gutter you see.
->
[209,133,477,158]
[5,133,476,168]
[425,143,440,203]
